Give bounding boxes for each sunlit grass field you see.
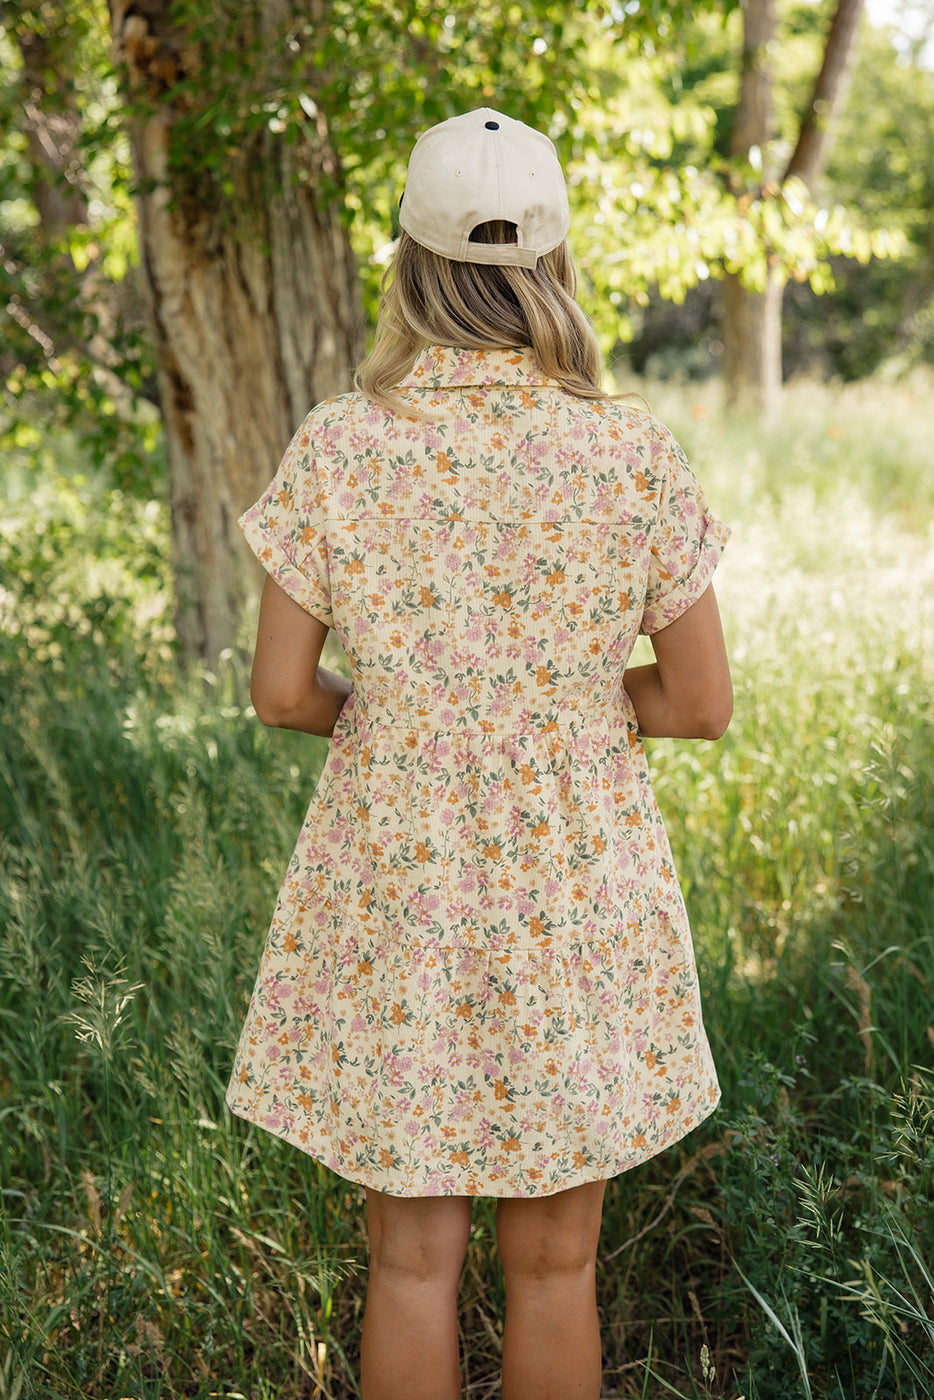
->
[1,373,932,1399]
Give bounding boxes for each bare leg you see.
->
[360,1189,471,1400]
[497,1179,607,1400]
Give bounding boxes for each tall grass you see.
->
[1,376,932,1399]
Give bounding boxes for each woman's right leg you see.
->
[496,1179,607,1400]
[360,1187,472,1400]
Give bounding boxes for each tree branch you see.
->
[1,239,159,413]
[784,0,866,191]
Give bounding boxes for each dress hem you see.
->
[225,1088,722,1200]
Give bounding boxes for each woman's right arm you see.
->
[250,574,351,738]
[623,584,732,740]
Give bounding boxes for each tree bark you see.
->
[721,270,783,417]
[722,0,867,416]
[109,0,364,661]
[15,24,89,237]
[785,0,866,191]
[729,0,776,164]
[722,0,781,418]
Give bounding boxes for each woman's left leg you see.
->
[360,1188,472,1400]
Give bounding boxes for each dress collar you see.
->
[400,345,558,390]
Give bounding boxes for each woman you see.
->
[228,108,732,1400]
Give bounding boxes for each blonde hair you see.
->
[355,222,614,415]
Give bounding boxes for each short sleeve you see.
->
[238,414,334,628]
[640,427,730,636]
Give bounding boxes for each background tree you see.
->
[0,1,154,479]
[621,0,920,389]
[788,6,934,377]
[721,0,781,416]
[720,0,866,415]
[107,0,362,662]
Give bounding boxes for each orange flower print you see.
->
[228,343,727,1200]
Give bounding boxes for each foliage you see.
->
[2,0,919,446]
[2,375,933,1397]
[626,3,934,380]
[0,2,159,489]
[2,0,738,478]
[803,10,934,376]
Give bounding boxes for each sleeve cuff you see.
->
[640,515,730,635]
[239,511,334,629]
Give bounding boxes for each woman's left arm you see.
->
[249,574,351,737]
[623,584,732,740]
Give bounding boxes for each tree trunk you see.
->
[109,0,364,661]
[722,0,867,416]
[721,271,783,419]
[721,0,780,417]
[730,0,776,163]
[15,24,89,237]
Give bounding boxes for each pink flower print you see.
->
[476,1118,495,1150]
[228,346,726,1197]
[490,690,511,719]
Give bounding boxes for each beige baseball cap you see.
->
[398,108,570,269]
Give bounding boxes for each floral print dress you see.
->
[226,345,729,1198]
